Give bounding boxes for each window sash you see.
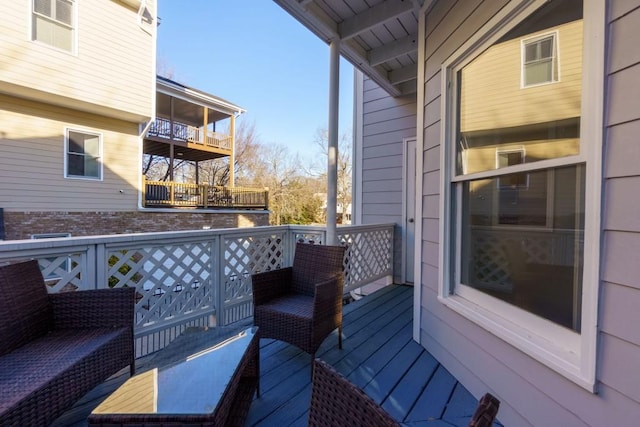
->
[522,33,558,86]
[32,0,74,51]
[66,130,102,180]
[438,0,603,390]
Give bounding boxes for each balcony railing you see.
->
[147,117,232,150]
[0,224,394,357]
[144,180,268,210]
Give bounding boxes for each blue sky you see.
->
[156,0,354,160]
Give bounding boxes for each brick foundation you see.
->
[2,210,270,241]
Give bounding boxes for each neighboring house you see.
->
[0,0,268,241]
[276,0,640,425]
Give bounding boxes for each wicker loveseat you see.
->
[0,260,135,426]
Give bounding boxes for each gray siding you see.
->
[419,1,640,425]
[358,75,416,282]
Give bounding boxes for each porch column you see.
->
[229,113,236,188]
[326,39,340,246]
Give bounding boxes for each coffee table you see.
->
[88,327,259,426]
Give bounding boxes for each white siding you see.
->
[418,0,640,425]
[0,94,140,211]
[358,75,416,282]
[0,1,155,121]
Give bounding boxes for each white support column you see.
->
[327,39,340,246]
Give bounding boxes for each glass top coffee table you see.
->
[89,327,259,426]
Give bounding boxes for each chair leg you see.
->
[338,324,343,349]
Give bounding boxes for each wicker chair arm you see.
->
[313,274,344,316]
[251,267,293,306]
[50,287,135,329]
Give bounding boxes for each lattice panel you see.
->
[38,253,84,292]
[469,234,512,291]
[223,234,285,303]
[339,229,393,289]
[107,243,213,330]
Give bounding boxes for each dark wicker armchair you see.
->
[251,242,346,361]
[0,260,135,426]
[309,359,400,427]
[309,359,501,427]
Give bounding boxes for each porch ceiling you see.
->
[273,0,429,97]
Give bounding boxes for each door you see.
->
[404,138,417,284]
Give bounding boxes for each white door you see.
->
[404,138,417,284]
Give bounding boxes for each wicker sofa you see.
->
[0,260,135,426]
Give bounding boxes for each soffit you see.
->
[273,0,427,97]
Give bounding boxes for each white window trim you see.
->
[64,127,104,181]
[520,30,560,88]
[30,0,78,55]
[438,0,604,391]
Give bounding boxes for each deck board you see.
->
[53,285,490,427]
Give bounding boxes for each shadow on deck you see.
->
[54,285,492,427]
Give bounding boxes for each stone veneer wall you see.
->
[2,211,270,240]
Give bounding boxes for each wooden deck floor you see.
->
[54,285,493,427]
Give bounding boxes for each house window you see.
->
[32,0,75,52]
[522,33,558,86]
[66,129,102,180]
[441,0,603,389]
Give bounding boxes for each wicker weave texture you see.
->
[308,359,400,427]
[252,243,346,357]
[0,260,135,426]
[309,359,500,427]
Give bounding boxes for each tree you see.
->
[198,117,261,187]
[311,127,353,224]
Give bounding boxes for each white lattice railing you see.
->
[0,224,394,357]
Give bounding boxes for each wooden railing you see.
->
[147,117,232,150]
[0,224,394,357]
[144,180,268,210]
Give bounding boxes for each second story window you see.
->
[32,0,75,52]
[522,33,558,86]
[66,129,102,180]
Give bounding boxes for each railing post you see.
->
[216,233,226,327]
[142,175,147,208]
[95,243,107,291]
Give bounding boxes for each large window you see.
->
[440,0,603,389]
[32,0,75,52]
[66,129,102,180]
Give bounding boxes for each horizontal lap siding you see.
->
[419,0,640,425]
[601,0,640,414]
[0,94,140,211]
[360,76,416,281]
[0,1,154,119]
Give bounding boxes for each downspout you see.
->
[326,39,340,246]
[138,0,157,209]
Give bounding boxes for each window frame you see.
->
[521,31,560,87]
[438,0,604,391]
[64,128,103,181]
[31,0,77,54]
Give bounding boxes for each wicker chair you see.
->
[309,359,500,427]
[309,359,400,427]
[0,259,135,426]
[251,242,346,362]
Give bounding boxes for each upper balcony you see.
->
[143,77,251,209]
[144,77,244,163]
